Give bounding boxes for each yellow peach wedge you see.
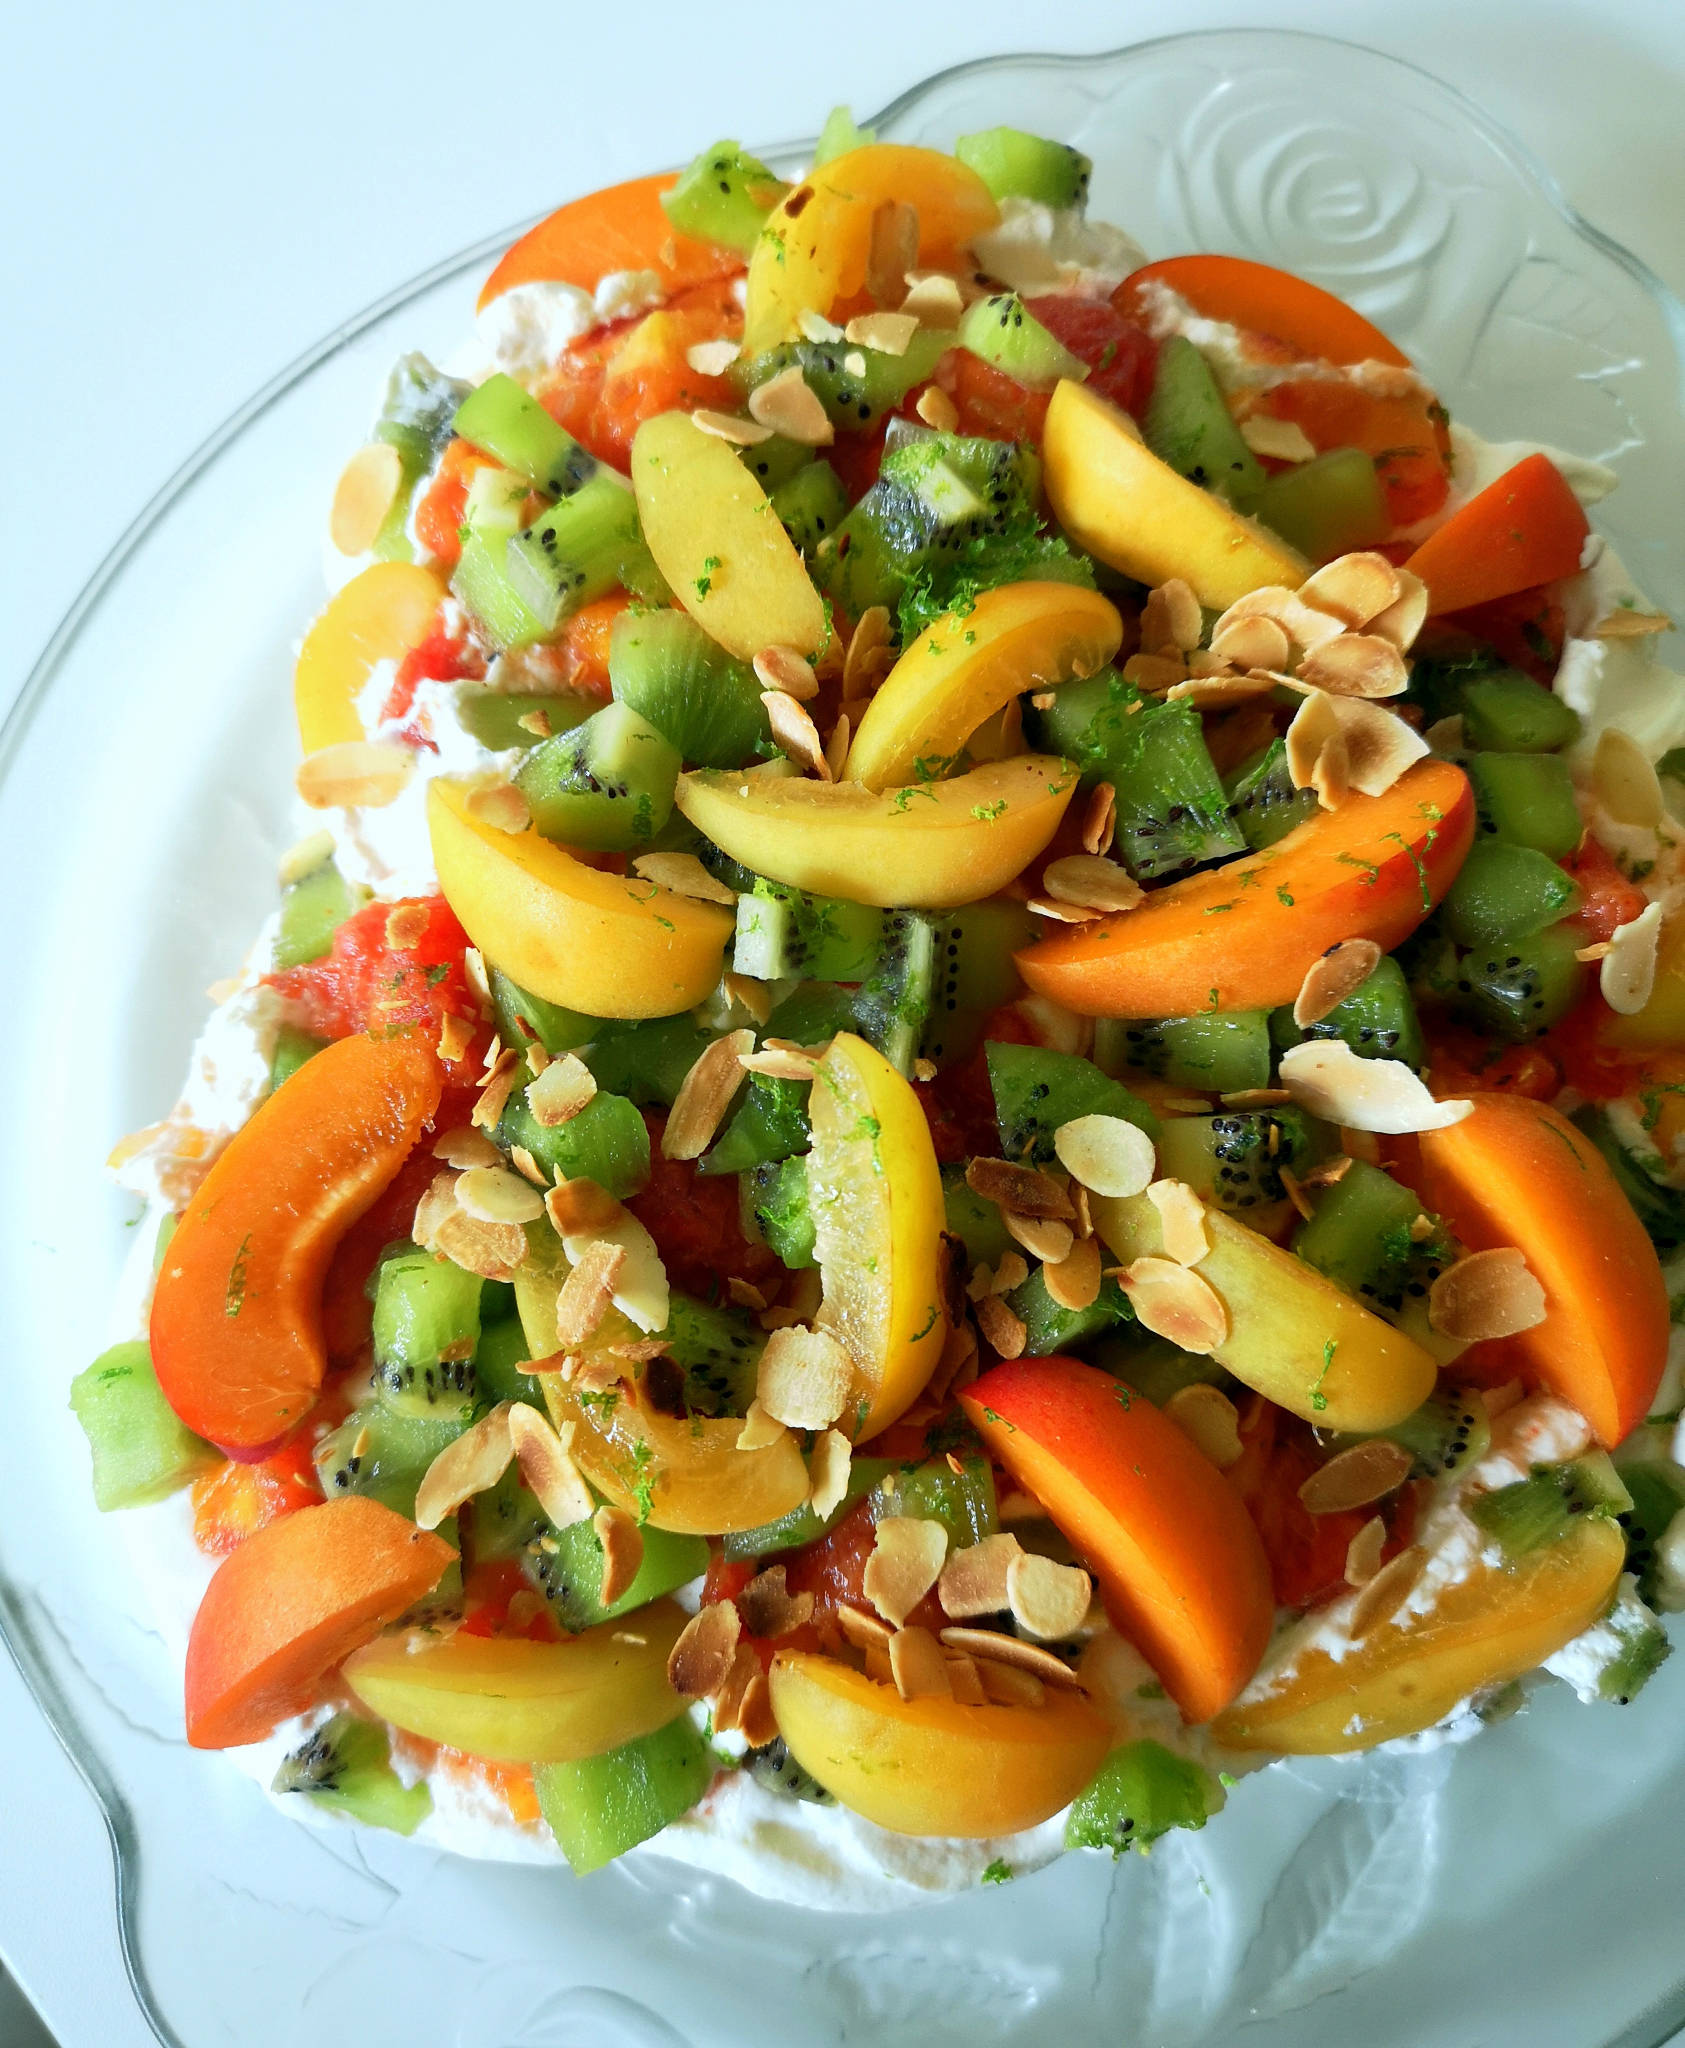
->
[674,753,1078,910]
[427,778,732,1019]
[768,1651,1110,1837]
[845,582,1122,792]
[293,560,445,754]
[1042,379,1308,609]
[808,1032,948,1442]
[631,411,826,661]
[742,144,999,353]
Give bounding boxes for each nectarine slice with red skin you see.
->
[477,173,742,314]
[961,1357,1275,1723]
[1016,757,1473,1018]
[1412,1093,1668,1446]
[185,1497,454,1748]
[151,1031,442,1456]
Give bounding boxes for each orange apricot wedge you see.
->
[1117,255,1412,369]
[1404,452,1591,617]
[961,1357,1275,1723]
[151,1031,441,1455]
[184,1497,454,1747]
[1412,1093,1669,1445]
[477,173,742,313]
[1017,757,1473,1017]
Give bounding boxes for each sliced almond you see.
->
[752,644,820,702]
[430,1208,528,1282]
[738,1044,820,1082]
[1118,1257,1228,1353]
[1164,1383,1243,1469]
[508,1403,595,1530]
[1146,1179,1209,1266]
[1285,691,1427,798]
[553,1240,627,1350]
[1238,415,1318,463]
[527,1052,598,1129]
[383,901,431,951]
[462,947,492,1007]
[1298,1438,1415,1514]
[1028,896,1104,924]
[1367,569,1428,652]
[1043,1233,1102,1312]
[937,1627,1082,1690]
[1593,608,1672,638]
[1350,1544,1425,1637]
[736,1670,779,1748]
[471,1050,520,1133]
[1004,1211,1075,1263]
[544,1176,623,1236]
[1214,586,1346,654]
[734,1399,789,1453]
[1293,938,1383,1028]
[989,1252,1029,1297]
[914,383,960,432]
[593,1505,643,1608]
[1141,578,1202,657]
[1209,614,1291,672]
[747,364,834,446]
[1592,727,1664,827]
[1081,781,1117,857]
[1428,1246,1547,1341]
[1296,633,1410,699]
[663,1028,753,1161]
[824,710,851,781]
[667,1598,742,1700]
[1279,1040,1472,1134]
[413,1403,515,1529]
[1425,712,1466,754]
[864,1516,949,1627]
[1345,1515,1387,1587]
[888,1625,953,1700]
[739,1564,815,1640]
[296,741,412,810]
[762,689,831,778]
[844,606,894,695]
[1121,651,1188,693]
[797,308,845,343]
[1298,552,1402,629]
[1053,1114,1156,1199]
[901,270,965,322]
[938,1533,1023,1619]
[455,1164,545,1226]
[464,780,531,834]
[690,407,775,447]
[974,1293,1028,1359]
[1005,1551,1092,1641]
[630,852,737,904]
[1041,855,1145,914]
[944,1652,987,1705]
[433,1127,500,1170]
[844,310,919,355]
[1601,900,1664,1016]
[976,1658,1046,1707]
[1168,670,1284,712]
[965,1157,1077,1220]
[686,338,741,376]
[330,441,403,555]
[836,1602,893,1652]
[756,1323,851,1431]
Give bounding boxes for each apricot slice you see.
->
[293,561,444,755]
[477,172,743,313]
[1042,379,1308,608]
[809,1032,948,1441]
[344,1603,690,1762]
[675,753,1078,910]
[844,582,1122,792]
[1118,255,1412,369]
[768,1650,1110,1836]
[1017,757,1473,1017]
[1413,1094,1669,1445]
[428,778,732,1019]
[151,1030,441,1454]
[742,145,999,353]
[1214,1516,1625,1752]
[632,411,827,660]
[962,1357,1274,1722]
[185,1497,454,1747]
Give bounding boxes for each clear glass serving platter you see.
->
[7,29,1684,2048]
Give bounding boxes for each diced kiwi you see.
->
[733,879,885,982]
[958,292,1089,389]
[488,966,599,1058]
[737,328,952,433]
[1270,953,1426,1069]
[659,1295,765,1418]
[738,434,822,494]
[1367,1384,1491,1481]
[275,850,365,970]
[371,1248,482,1419]
[942,1166,1015,1266]
[1096,1011,1272,1093]
[584,1014,716,1109]
[515,699,680,851]
[269,1023,326,1093]
[1617,1461,1685,1606]
[1106,697,1248,883]
[871,1452,998,1548]
[747,1737,835,1803]
[705,1076,810,1177]
[1453,923,1586,1040]
[371,353,472,562]
[273,1713,431,1836]
[452,372,596,500]
[474,1312,544,1410]
[464,1463,546,1566]
[1065,1739,1222,1856]
[1006,1264,1130,1356]
[813,105,874,167]
[1095,1334,1232,1408]
[1253,447,1388,561]
[1598,1610,1671,1705]
[771,460,851,559]
[1574,1104,1685,1257]
[1468,751,1584,859]
[1459,668,1581,753]
[504,471,646,636]
[1469,1455,1632,1561]
[534,1715,714,1873]
[744,1154,816,1268]
[852,910,939,1076]
[1225,738,1317,852]
[1141,336,1264,507]
[1442,840,1580,948]
[986,1041,1158,1164]
[452,686,595,753]
[609,605,772,768]
[662,141,789,255]
[955,126,1093,208]
[1026,667,1141,787]
[719,1457,895,1561]
[525,1517,710,1633]
[921,900,1037,1063]
[1155,1107,1320,1226]
[496,1059,651,1198]
[315,1401,464,1518]
[69,1341,217,1511]
[1291,1158,1457,1349]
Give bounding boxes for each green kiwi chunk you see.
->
[1096,1011,1272,1093]
[743,1154,816,1268]
[1154,1107,1321,1223]
[452,372,596,499]
[955,127,1092,208]
[370,353,472,562]
[269,1023,326,1092]
[315,1402,465,1518]
[739,329,952,432]
[1141,336,1265,507]
[1225,738,1318,852]
[1469,1453,1633,1561]
[1467,752,1583,859]
[503,470,650,636]
[535,1716,714,1873]
[1006,1264,1131,1356]
[747,1737,835,1803]
[273,1713,431,1836]
[771,460,851,559]
[69,1342,217,1511]
[985,1041,1158,1164]
[371,1249,482,1419]
[584,1014,716,1109]
[705,1076,809,1177]
[525,1516,710,1633]
[942,1166,1015,1267]
[1065,1739,1223,1856]
[1270,953,1426,1069]
[1253,447,1389,561]
[1102,697,1248,883]
[1442,840,1580,948]
[870,1452,998,1548]
[1617,1460,1685,1607]
[1459,668,1581,752]
[1573,1104,1685,1258]
[275,849,365,970]
[488,965,599,1057]
[495,1057,651,1199]
[515,699,680,851]
[609,607,772,769]
[719,1458,896,1562]
[813,105,875,166]
[1372,1384,1491,1480]
[1291,1158,1455,1334]
[662,141,789,255]
[1453,923,1586,1040]
[957,293,1089,389]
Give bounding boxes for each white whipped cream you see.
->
[971,196,1146,300]
[478,270,667,377]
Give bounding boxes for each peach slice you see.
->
[293,561,444,755]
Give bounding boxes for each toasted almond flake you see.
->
[330,440,404,555]
[1368,569,1428,652]
[554,1240,627,1349]
[1070,1181,1094,1241]
[1293,937,1383,1028]
[938,1627,1082,1690]
[914,383,960,431]
[867,197,920,304]
[974,1293,1027,1358]
[667,1598,743,1700]
[824,711,851,780]
[1279,1040,1473,1134]
[990,1252,1029,1297]
[1592,727,1665,827]
[1593,608,1672,639]
[835,1601,891,1649]
[568,1353,623,1395]
[1221,1088,1292,1110]
[842,349,868,378]
[882,1624,951,1700]
[1167,671,1282,711]
[686,338,742,376]
[722,972,774,1026]
[716,1639,762,1733]
[471,1052,520,1132]
[508,1402,594,1529]
[1601,900,1664,1015]
[464,780,532,834]
[738,1045,820,1082]
[901,270,965,322]
[525,1052,597,1130]
[912,1056,938,1083]
[751,643,819,702]
[1080,781,1117,857]
[1160,1095,1213,1115]
[1119,1256,1228,1353]
[455,1164,545,1226]
[761,688,831,778]
[965,1157,1077,1219]
[809,1428,853,1519]
[545,1176,623,1236]
[731,1398,786,1453]
[383,902,431,950]
[758,1305,804,1330]
[1214,586,1347,654]
[1428,1246,1547,1341]
[1342,1126,1383,1165]
[975,1658,1045,1707]
[1296,632,1409,700]
[278,829,335,887]
[1041,854,1145,914]
[938,1533,1023,1619]
[1053,1114,1156,1199]
[413,1403,516,1529]
[478,1035,506,1082]
[943,1652,987,1705]
[1209,614,1291,671]
[1576,940,1614,963]
[845,310,919,355]
[1028,896,1103,923]
[1300,1153,1354,1189]
[738,1565,815,1640]
[295,740,412,811]
[1164,1383,1243,1468]
[864,1516,949,1628]
[1043,1233,1102,1312]
[516,707,553,739]
[462,946,491,1007]
[1298,1438,1415,1515]
[1345,1516,1387,1587]
[434,1127,500,1170]
[843,605,894,696]
[411,1169,461,1250]
[756,1323,851,1430]
[732,1669,776,1748]
[690,407,774,446]
[1004,1211,1075,1263]
[862,1641,895,1687]
[1350,1544,1425,1637]
[662,1029,753,1161]
[1237,414,1318,463]
[1298,552,1402,629]
[1408,1212,1437,1242]
[796,308,845,342]
[593,1505,643,1608]
[1140,577,1202,657]
[1310,695,1426,798]
[1277,1162,1314,1223]
[1146,1178,1209,1265]
[629,852,737,904]
[747,364,834,446]
[1424,713,1465,755]
[431,1208,528,1281]
[1007,1552,1093,1643]
[727,1276,768,1312]
[1121,651,1187,693]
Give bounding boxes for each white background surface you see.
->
[3,1,1682,2041]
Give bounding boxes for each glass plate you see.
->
[8,29,1684,2048]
